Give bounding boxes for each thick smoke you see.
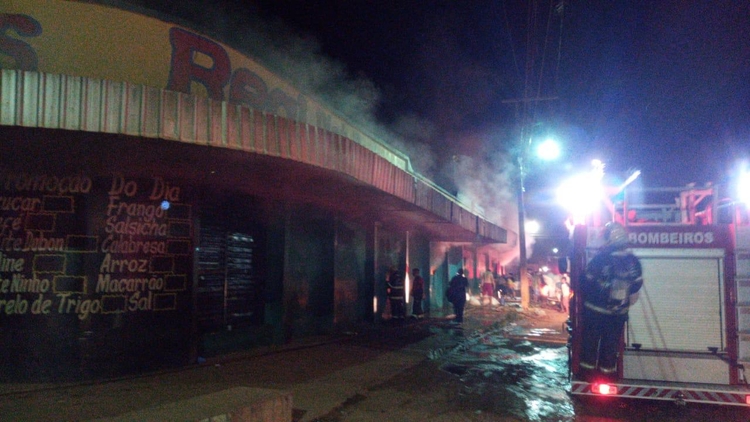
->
[451,153,516,228]
[122,0,514,227]
[205,3,443,179]
[243,7,518,228]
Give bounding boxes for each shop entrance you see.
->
[196,196,267,357]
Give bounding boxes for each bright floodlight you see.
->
[740,170,750,204]
[591,159,605,177]
[557,172,604,219]
[536,138,561,161]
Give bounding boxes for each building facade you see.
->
[0,0,516,381]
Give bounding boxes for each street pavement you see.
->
[0,301,569,422]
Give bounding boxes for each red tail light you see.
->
[592,383,617,395]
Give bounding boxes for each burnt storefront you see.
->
[0,0,513,381]
[0,170,193,380]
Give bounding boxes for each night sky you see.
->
[246,1,750,186]
[131,0,750,237]
[240,1,748,236]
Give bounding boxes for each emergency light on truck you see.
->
[591,383,617,395]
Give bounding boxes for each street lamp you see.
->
[517,137,560,310]
[536,138,561,161]
[525,219,541,235]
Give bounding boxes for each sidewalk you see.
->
[0,303,568,422]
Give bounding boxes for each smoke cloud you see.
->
[122,0,515,227]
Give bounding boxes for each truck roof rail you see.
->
[612,184,749,226]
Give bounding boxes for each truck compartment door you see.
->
[627,248,725,352]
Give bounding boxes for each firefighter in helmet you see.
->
[579,222,643,381]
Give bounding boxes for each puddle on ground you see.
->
[434,328,750,422]
[438,332,575,421]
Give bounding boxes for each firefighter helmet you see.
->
[603,222,628,249]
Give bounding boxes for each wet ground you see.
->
[319,305,750,422]
[439,337,573,420]
[2,302,749,421]
[316,308,573,422]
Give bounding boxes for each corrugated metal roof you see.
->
[0,69,506,243]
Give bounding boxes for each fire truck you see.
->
[568,184,750,407]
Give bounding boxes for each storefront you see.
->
[0,0,512,381]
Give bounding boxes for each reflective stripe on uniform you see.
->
[584,301,629,315]
[580,361,596,369]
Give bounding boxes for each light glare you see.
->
[525,220,541,234]
[739,170,750,204]
[557,173,604,219]
[617,169,641,192]
[536,139,561,161]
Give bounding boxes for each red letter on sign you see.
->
[167,28,230,100]
[0,14,41,71]
[229,68,268,110]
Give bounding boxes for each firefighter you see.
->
[447,268,468,323]
[387,267,405,319]
[579,222,643,381]
[410,268,425,318]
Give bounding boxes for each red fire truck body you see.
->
[568,186,750,406]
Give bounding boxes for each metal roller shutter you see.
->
[626,249,726,352]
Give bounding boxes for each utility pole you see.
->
[500,0,565,309]
[503,96,557,310]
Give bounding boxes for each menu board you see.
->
[0,172,193,378]
[0,173,191,318]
